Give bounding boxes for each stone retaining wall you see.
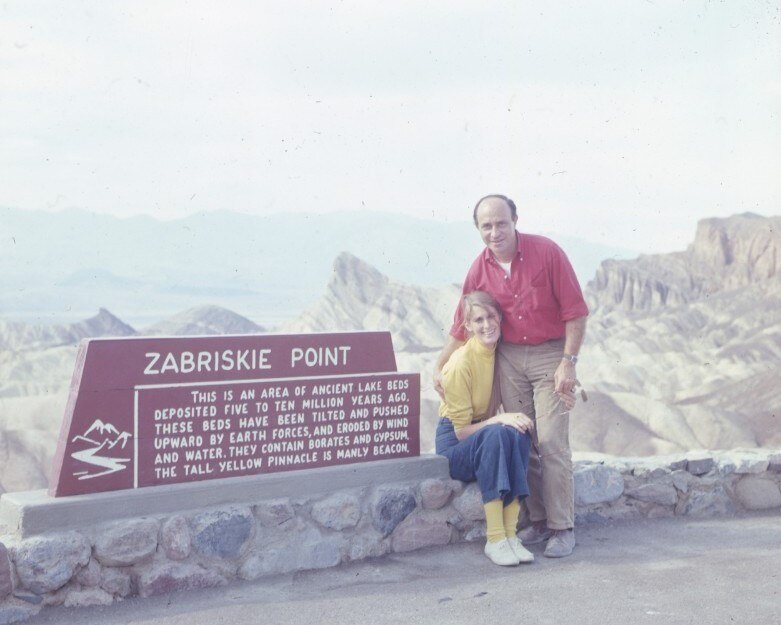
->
[1,449,780,623]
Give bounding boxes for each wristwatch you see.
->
[562,353,578,364]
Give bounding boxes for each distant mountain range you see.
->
[1,211,778,494]
[0,206,634,327]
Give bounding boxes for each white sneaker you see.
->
[507,536,534,563]
[484,539,521,566]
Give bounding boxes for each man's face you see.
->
[475,199,518,262]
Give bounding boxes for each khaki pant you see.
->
[497,339,573,530]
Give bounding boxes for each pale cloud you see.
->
[0,0,779,253]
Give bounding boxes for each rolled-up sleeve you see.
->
[549,244,589,322]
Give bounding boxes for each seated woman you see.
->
[435,290,535,566]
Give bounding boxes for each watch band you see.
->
[562,353,578,364]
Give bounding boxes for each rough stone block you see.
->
[620,474,641,491]
[676,482,735,517]
[445,513,468,532]
[161,515,191,561]
[136,563,226,598]
[463,525,486,542]
[574,465,624,506]
[734,476,781,510]
[63,587,113,608]
[254,499,295,527]
[39,587,66,607]
[633,466,670,480]
[12,531,90,594]
[731,455,769,475]
[238,535,342,580]
[671,470,692,493]
[575,509,605,525]
[644,504,676,520]
[624,483,678,506]
[100,567,132,598]
[0,598,41,624]
[0,542,12,599]
[686,457,714,476]
[667,459,688,471]
[600,459,632,475]
[237,554,269,581]
[75,558,101,588]
[94,519,159,567]
[768,453,781,473]
[311,493,361,530]
[716,457,737,476]
[452,483,485,521]
[419,479,455,510]
[299,537,342,570]
[716,451,771,475]
[449,479,465,495]
[346,533,389,562]
[576,496,643,524]
[391,514,452,553]
[371,488,416,537]
[190,507,254,559]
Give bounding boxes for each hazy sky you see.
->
[2,1,779,253]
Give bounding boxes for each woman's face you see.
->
[465,304,501,347]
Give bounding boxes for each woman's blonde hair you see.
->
[461,290,502,332]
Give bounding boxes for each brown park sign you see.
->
[50,332,420,496]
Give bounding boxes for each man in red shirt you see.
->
[434,194,588,558]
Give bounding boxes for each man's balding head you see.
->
[472,194,517,226]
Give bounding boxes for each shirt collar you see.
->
[483,231,522,265]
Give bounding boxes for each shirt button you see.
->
[523,336,527,340]
[514,294,518,298]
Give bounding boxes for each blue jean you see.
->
[435,418,531,505]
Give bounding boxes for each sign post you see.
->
[50,332,420,496]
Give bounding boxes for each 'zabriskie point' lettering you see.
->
[143,345,352,375]
[50,332,420,497]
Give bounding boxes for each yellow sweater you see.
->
[438,337,495,431]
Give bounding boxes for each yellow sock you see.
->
[503,499,521,539]
[484,499,505,543]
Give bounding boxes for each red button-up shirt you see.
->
[449,232,589,344]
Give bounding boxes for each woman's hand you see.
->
[492,412,535,434]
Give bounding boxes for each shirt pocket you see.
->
[530,268,549,288]
[527,269,556,312]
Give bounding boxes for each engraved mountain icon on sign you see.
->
[71,418,132,480]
